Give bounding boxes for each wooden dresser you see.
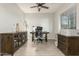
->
[0,32,27,56]
[58,34,79,56]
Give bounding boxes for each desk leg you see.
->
[32,33,34,41]
[45,34,48,42]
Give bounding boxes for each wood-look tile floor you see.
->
[14,39,64,56]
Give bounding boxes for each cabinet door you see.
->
[58,35,68,55]
[68,37,79,55]
[1,34,14,54]
[0,35,1,54]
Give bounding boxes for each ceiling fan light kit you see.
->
[30,3,49,12]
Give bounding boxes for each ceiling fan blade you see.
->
[36,3,45,6]
[30,6,37,8]
[41,3,45,5]
[41,6,49,9]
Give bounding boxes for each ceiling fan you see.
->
[30,3,49,12]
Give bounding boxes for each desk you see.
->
[30,32,49,42]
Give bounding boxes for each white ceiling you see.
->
[17,3,73,13]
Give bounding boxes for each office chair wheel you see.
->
[37,38,42,43]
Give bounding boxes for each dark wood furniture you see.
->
[30,32,49,42]
[0,32,27,56]
[58,34,79,56]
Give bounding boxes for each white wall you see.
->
[25,13,54,39]
[0,3,25,33]
[76,4,79,30]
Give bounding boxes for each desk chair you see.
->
[35,27,43,43]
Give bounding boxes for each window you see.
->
[61,6,76,29]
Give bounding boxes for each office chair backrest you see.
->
[35,26,43,38]
[37,26,42,30]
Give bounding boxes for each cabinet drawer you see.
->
[58,39,66,45]
[58,35,66,42]
[58,43,67,55]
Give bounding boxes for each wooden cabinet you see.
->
[58,34,79,56]
[0,32,27,56]
[13,32,27,51]
[1,34,14,55]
